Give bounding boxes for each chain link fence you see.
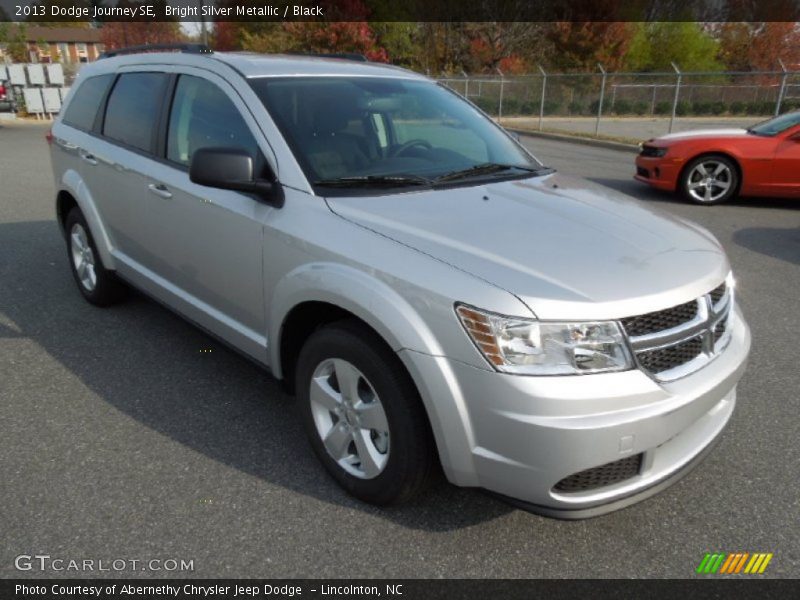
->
[439,65,800,140]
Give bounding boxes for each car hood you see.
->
[655,128,749,142]
[325,173,729,320]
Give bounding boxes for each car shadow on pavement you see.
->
[0,220,513,532]
[733,227,800,265]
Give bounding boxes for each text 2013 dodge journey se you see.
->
[49,47,750,518]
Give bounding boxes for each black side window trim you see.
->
[156,74,179,161]
[92,73,117,135]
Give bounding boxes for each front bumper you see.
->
[401,305,750,518]
[634,154,683,191]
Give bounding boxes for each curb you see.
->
[506,128,639,153]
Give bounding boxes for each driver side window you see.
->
[167,75,260,167]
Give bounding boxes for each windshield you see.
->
[748,111,800,136]
[250,77,543,191]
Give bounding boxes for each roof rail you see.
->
[290,52,368,62]
[99,43,213,59]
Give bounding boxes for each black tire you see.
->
[296,319,438,505]
[680,154,739,205]
[64,208,127,306]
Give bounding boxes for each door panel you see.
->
[143,73,271,356]
[82,72,168,264]
[770,135,800,197]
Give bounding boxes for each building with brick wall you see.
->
[0,26,105,64]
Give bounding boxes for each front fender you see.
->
[268,262,445,375]
[60,169,116,270]
[268,262,478,483]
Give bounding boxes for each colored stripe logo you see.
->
[696,552,773,574]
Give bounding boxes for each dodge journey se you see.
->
[48,46,750,518]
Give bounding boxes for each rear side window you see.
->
[166,75,259,166]
[62,74,113,131]
[103,73,168,153]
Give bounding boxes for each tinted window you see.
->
[167,75,259,166]
[62,74,113,131]
[103,73,167,152]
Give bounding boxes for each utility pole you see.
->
[669,62,681,134]
[595,63,607,135]
[538,64,547,131]
[199,0,209,47]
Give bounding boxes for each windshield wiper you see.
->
[313,174,432,188]
[433,163,543,184]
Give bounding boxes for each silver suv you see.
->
[49,46,750,518]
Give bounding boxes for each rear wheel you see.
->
[296,320,437,505]
[65,208,126,306]
[681,155,739,205]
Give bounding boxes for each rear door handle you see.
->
[56,138,78,150]
[148,183,173,199]
[79,150,97,166]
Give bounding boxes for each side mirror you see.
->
[189,147,282,207]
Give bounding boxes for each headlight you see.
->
[456,304,633,375]
[640,145,668,158]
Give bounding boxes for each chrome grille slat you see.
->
[622,281,732,381]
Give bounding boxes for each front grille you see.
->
[623,283,733,380]
[709,282,726,305]
[637,336,704,373]
[714,319,727,343]
[620,300,698,337]
[554,454,643,493]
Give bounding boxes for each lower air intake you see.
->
[553,454,643,493]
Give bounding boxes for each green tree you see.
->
[370,22,418,68]
[4,24,30,63]
[625,22,723,71]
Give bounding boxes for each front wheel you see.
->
[681,155,739,205]
[296,320,437,505]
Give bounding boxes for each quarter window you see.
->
[103,73,168,153]
[61,74,113,132]
[167,75,259,166]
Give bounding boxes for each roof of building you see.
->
[18,26,103,44]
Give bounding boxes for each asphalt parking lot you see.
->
[1,121,798,579]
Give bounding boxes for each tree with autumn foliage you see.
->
[99,1,183,50]
[546,22,636,72]
[211,0,388,61]
[463,23,549,74]
[717,22,800,71]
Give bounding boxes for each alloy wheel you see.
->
[686,160,733,203]
[70,223,97,292]
[309,358,390,479]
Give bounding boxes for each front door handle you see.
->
[79,150,97,166]
[148,183,173,199]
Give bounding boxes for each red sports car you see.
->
[635,111,800,204]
